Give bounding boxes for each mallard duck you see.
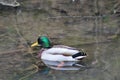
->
[31,36,87,69]
[31,36,87,61]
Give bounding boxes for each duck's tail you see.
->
[72,52,87,60]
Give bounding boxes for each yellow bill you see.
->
[31,42,39,47]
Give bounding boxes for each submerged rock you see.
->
[0,0,20,7]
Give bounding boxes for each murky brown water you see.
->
[0,10,120,80]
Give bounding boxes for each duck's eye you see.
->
[38,38,43,44]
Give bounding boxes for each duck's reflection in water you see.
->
[42,60,86,70]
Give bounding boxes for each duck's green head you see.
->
[31,36,51,48]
